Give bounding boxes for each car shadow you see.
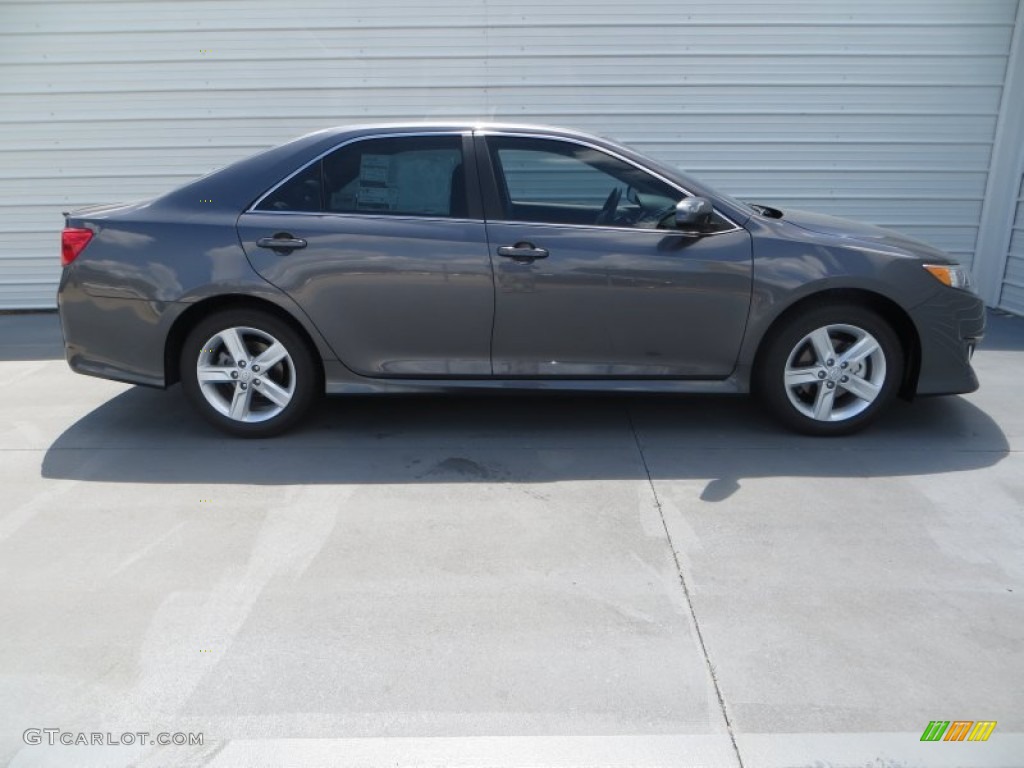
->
[41,385,1009,493]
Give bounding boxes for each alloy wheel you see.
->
[195,326,296,423]
[783,323,887,422]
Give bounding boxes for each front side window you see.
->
[486,136,681,229]
[257,135,467,218]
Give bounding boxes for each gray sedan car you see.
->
[58,123,984,437]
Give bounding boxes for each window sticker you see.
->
[355,154,394,211]
[356,185,399,211]
[359,154,391,185]
[343,148,460,215]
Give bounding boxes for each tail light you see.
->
[61,227,94,267]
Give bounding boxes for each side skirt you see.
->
[323,364,745,396]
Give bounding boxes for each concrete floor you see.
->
[0,311,1022,768]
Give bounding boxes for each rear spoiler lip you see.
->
[65,202,125,217]
[65,200,156,228]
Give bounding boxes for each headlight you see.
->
[923,264,973,290]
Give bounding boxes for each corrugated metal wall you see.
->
[1,0,1019,308]
[1000,172,1024,313]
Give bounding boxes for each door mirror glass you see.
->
[675,197,714,229]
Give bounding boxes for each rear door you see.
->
[237,133,494,377]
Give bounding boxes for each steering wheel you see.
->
[650,203,678,229]
[596,187,622,225]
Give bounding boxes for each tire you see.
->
[180,309,319,437]
[755,303,904,436]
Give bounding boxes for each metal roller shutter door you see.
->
[999,172,1024,314]
[0,0,1018,308]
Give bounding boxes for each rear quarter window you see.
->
[254,162,323,212]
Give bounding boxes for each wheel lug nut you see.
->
[841,375,848,383]
[840,361,848,369]
[254,379,261,386]
[252,365,260,372]
[238,360,246,368]
[817,371,827,379]
[240,382,248,390]
[826,359,835,366]
[826,381,835,389]
[231,371,239,379]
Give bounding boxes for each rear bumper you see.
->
[909,288,985,396]
[58,278,176,388]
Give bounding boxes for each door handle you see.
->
[497,242,549,262]
[257,233,307,253]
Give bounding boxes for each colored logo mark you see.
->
[920,721,997,742]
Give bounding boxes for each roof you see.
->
[303,120,609,142]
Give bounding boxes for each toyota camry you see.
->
[58,123,984,437]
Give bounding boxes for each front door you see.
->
[479,134,753,378]
[237,133,494,377]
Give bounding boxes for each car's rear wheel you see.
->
[756,303,904,436]
[180,309,318,437]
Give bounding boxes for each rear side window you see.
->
[322,135,466,218]
[255,135,467,218]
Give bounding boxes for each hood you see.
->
[774,208,956,264]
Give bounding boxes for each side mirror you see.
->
[675,197,714,230]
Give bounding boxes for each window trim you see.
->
[247,131,477,219]
[474,130,743,235]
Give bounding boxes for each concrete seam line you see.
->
[624,402,746,768]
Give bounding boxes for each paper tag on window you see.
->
[357,185,398,210]
[360,154,391,185]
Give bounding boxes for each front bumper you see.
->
[909,287,985,396]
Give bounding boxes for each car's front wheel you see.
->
[180,309,318,437]
[756,304,904,436]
